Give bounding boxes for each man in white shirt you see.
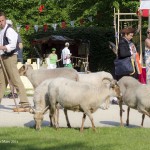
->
[61,42,72,68]
[0,12,31,111]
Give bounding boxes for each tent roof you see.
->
[32,35,75,45]
[140,0,150,9]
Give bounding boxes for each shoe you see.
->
[13,106,31,112]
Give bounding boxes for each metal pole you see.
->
[148,9,150,28]
[139,11,143,66]
[0,56,19,113]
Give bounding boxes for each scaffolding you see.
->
[114,8,143,65]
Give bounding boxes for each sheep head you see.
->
[102,78,121,99]
[30,106,49,131]
[18,64,33,76]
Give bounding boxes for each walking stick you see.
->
[0,55,19,113]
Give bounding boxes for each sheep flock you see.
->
[18,64,150,131]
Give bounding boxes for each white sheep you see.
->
[19,64,79,130]
[118,76,148,127]
[19,64,79,88]
[47,77,121,132]
[78,71,114,109]
[30,79,54,130]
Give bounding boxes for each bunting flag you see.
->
[80,19,84,25]
[70,21,75,27]
[16,15,94,32]
[16,25,21,32]
[38,5,45,13]
[61,21,66,29]
[25,25,30,31]
[43,24,48,32]
[34,25,39,32]
[88,16,93,22]
[52,23,57,31]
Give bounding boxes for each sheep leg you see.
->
[56,104,59,128]
[118,98,124,126]
[105,97,110,109]
[141,114,145,127]
[64,109,71,128]
[126,107,130,126]
[49,112,53,127]
[80,113,86,132]
[85,112,96,132]
[50,105,57,128]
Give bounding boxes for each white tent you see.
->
[140,0,150,27]
[140,0,150,9]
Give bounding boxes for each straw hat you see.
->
[120,27,135,34]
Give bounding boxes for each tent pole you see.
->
[148,9,150,28]
[139,12,143,66]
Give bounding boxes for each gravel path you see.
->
[0,97,150,128]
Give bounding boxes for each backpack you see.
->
[3,25,19,56]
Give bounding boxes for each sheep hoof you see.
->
[67,124,71,128]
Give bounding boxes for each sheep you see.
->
[19,64,79,130]
[78,71,114,109]
[30,79,54,130]
[30,70,114,130]
[118,76,147,127]
[18,64,79,88]
[47,77,121,132]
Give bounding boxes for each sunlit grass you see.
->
[0,127,150,150]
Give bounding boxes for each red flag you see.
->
[38,5,44,13]
[43,24,48,32]
[61,21,66,29]
[25,25,30,31]
[80,19,84,25]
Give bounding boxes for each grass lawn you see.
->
[0,127,150,150]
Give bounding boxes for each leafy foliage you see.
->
[0,0,143,71]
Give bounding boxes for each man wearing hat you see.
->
[115,27,138,80]
[47,48,60,69]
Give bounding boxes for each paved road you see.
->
[0,97,150,129]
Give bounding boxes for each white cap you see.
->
[65,42,69,46]
[6,19,13,25]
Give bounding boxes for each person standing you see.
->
[61,42,72,68]
[116,27,137,80]
[47,48,60,69]
[6,19,23,63]
[0,12,31,111]
[145,28,150,84]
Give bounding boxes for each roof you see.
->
[32,35,75,45]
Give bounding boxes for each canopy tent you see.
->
[139,0,150,27]
[140,0,150,9]
[32,35,75,45]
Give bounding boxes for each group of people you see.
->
[1,10,150,112]
[46,42,72,69]
[115,26,150,84]
[0,11,73,112]
[0,12,30,112]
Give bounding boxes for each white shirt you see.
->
[61,47,71,64]
[0,24,18,55]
